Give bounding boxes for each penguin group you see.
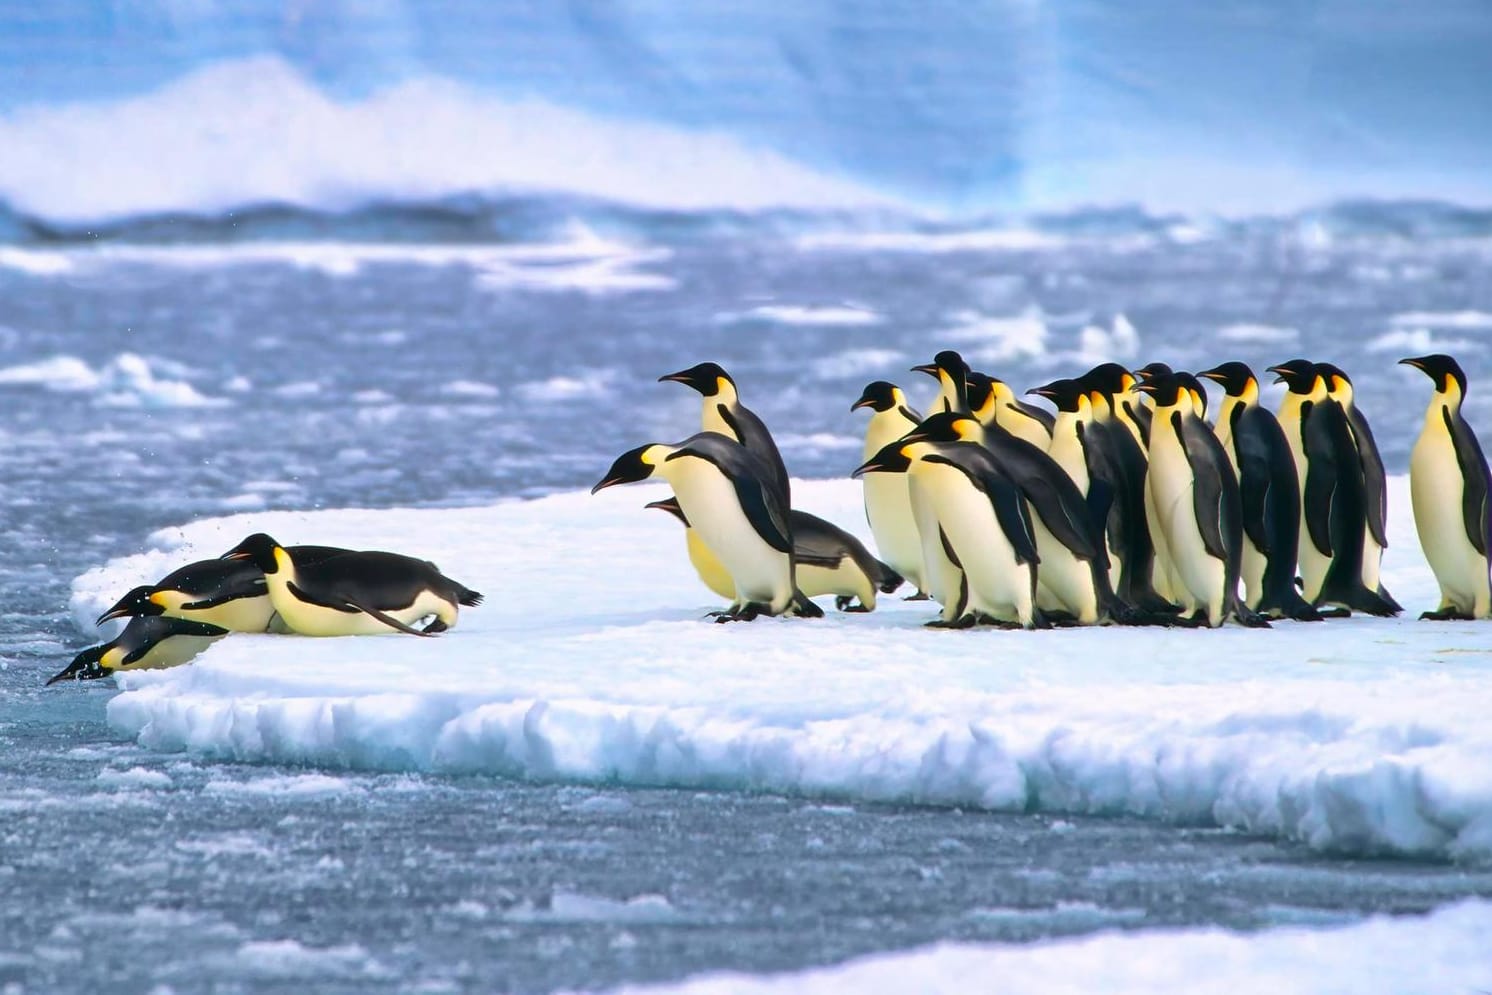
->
[598,352,1491,629]
[48,534,482,684]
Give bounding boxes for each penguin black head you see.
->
[1197,362,1258,397]
[222,533,283,574]
[592,444,662,494]
[852,440,913,477]
[1134,362,1174,383]
[1026,378,1085,412]
[1266,358,1317,392]
[910,350,969,382]
[46,645,110,686]
[1400,354,1467,396]
[851,381,901,413]
[96,585,163,626]
[1312,362,1356,400]
[1083,362,1138,396]
[659,362,734,398]
[902,411,980,445]
[1134,372,1187,408]
[644,496,689,526]
[965,372,996,413]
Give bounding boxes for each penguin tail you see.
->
[874,561,905,594]
[456,587,484,608]
[788,588,825,619]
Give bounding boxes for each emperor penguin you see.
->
[1136,372,1268,628]
[221,535,483,636]
[966,371,1053,448]
[1267,360,1396,616]
[855,436,1042,628]
[647,496,902,611]
[659,362,790,504]
[95,545,353,633]
[1401,354,1491,619]
[1087,362,1151,449]
[1197,362,1321,621]
[851,381,929,597]
[911,350,972,415]
[902,412,1138,625]
[47,615,230,684]
[594,433,822,621]
[1316,363,1401,613]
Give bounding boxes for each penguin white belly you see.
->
[1001,410,1051,449]
[863,473,926,594]
[1144,484,1185,609]
[268,577,452,636]
[931,475,1033,625]
[684,528,737,602]
[1361,532,1386,593]
[156,590,275,633]
[908,466,965,621]
[1411,428,1492,616]
[796,559,874,608]
[112,633,227,672]
[1149,442,1225,625]
[672,470,793,612]
[1280,413,1329,602]
[1032,521,1098,623]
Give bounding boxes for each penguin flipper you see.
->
[294,581,435,637]
[1233,416,1274,556]
[1015,400,1056,432]
[1301,401,1338,558]
[1446,408,1491,557]
[673,441,793,555]
[1177,415,1230,563]
[1349,407,1390,549]
[986,475,1041,568]
[349,602,439,637]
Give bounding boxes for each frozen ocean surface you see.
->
[2,204,1492,991]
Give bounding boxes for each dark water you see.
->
[2,208,1491,991]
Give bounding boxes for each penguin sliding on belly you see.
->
[221,535,483,636]
[646,497,902,611]
[95,545,353,633]
[1401,354,1492,619]
[47,615,230,684]
[594,432,822,621]
[1137,373,1269,628]
[851,381,928,597]
[1198,362,1321,621]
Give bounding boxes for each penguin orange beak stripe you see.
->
[1134,383,1158,395]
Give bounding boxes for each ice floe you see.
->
[71,475,1492,861]
[0,352,223,408]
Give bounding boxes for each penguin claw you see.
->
[904,591,932,601]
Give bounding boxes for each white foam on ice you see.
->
[939,308,1051,365]
[505,892,682,925]
[76,475,1492,861]
[1068,314,1140,366]
[95,767,172,790]
[225,939,386,981]
[796,229,1064,254]
[718,305,884,328]
[516,371,617,402]
[202,774,367,799]
[1366,328,1476,354]
[600,900,1492,994]
[0,353,223,408]
[809,348,905,380]
[1217,323,1300,344]
[0,57,886,223]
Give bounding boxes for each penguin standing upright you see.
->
[221,535,483,636]
[47,615,230,684]
[1268,360,1397,616]
[1087,362,1151,449]
[911,350,972,415]
[1316,363,1401,612]
[851,381,928,597]
[660,362,790,504]
[1400,354,1491,619]
[966,372,1053,448]
[855,436,1042,628]
[594,433,822,621]
[1137,372,1267,628]
[1198,362,1321,621]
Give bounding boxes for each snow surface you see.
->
[76,475,1492,861]
[598,900,1492,995]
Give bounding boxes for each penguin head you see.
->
[222,533,283,574]
[1400,354,1466,397]
[659,362,734,399]
[903,411,982,445]
[1197,362,1258,400]
[1134,372,1187,409]
[1027,378,1085,413]
[1177,372,1208,418]
[851,381,902,413]
[1266,359,1321,395]
[1313,363,1354,403]
[911,351,971,413]
[644,496,689,527]
[1083,362,1138,397]
[1134,362,1174,384]
[46,645,110,686]
[95,585,163,625]
[965,372,996,419]
[852,440,913,477]
[592,444,665,493]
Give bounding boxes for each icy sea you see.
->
[3,200,1492,993]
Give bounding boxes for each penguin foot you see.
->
[422,618,449,635]
[1316,607,1352,619]
[1420,608,1475,621]
[1162,612,1209,629]
[904,591,932,602]
[924,615,974,629]
[1231,604,1273,629]
[835,596,872,613]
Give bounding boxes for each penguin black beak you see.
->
[1398,357,1425,371]
[1196,370,1226,384]
[46,647,109,686]
[590,477,626,495]
[850,396,874,412]
[1134,383,1158,396]
[909,363,939,378]
[851,459,887,478]
[222,550,252,561]
[1025,386,1056,399]
[1264,364,1288,385]
[657,371,689,385]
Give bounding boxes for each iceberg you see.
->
[75,475,1492,861]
